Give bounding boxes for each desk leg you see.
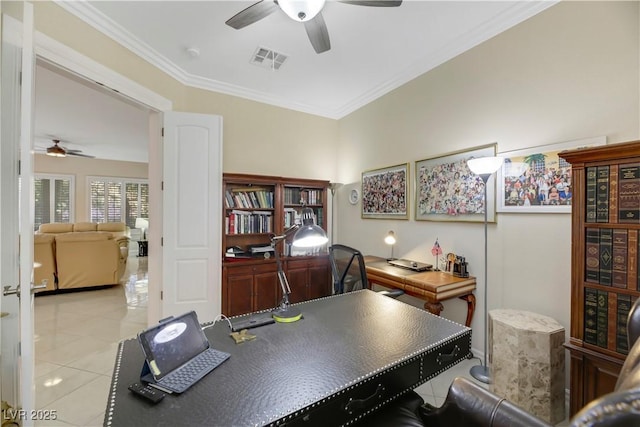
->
[424,301,444,317]
[459,294,476,327]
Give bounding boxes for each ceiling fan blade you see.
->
[67,152,95,158]
[304,13,331,54]
[338,1,402,6]
[225,0,279,29]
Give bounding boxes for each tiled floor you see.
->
[34,256,148,427]
[33,258,567,426]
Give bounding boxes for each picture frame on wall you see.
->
[496,136,607,213]
[415,144,497,223]
[361,163,409,219]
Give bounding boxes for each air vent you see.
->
[250,47,288,71]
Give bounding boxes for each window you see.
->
[34,174,74,231]
[89,177,148,228]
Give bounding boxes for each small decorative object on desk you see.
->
[431,238,443,271]
[453,255,469,278]
[446,253,456,273]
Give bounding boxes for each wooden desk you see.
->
[365,256,476,327]
[104,290,471,427]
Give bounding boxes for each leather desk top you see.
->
[104,290,471,427]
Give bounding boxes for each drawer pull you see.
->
[344,384,385,414]
[436,345,460,365]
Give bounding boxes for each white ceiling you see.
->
[35,0,557,162]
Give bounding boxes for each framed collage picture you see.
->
[415,144,497,223]
[497,136,606,213]
[361,163,409,219]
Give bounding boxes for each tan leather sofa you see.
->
[34,222,130,291]
[34,233,57,292]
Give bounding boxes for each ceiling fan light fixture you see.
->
[46,142,66,157]
[278,0,325,22]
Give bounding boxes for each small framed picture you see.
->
[497,136,607,213]
[415,144,497,223]
[361,163,409,219]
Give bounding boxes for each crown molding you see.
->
[55,0,557,120]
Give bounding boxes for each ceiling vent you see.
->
[250,47,288,71]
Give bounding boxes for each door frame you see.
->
[34,30,172,324]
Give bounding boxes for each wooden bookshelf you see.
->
[560,140,640,415]
[221,173,331,316]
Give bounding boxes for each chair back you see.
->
[329,244,368,294]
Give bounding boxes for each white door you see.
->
[0,2,37,425]
[162,112,222,322]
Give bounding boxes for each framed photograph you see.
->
[415,144,497,223]
[497,136,607,213]
[361,163,409,219]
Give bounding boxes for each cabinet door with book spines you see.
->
[579,157,640,356]
[561,141,640,415]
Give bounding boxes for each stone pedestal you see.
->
[489,309,565,424]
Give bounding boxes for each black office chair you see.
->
[329,244,403,297]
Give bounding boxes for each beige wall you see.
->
[337,0,640,358]
[34,154,148,222]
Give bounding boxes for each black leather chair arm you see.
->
[419,377,553,427]
[569,388,640,427]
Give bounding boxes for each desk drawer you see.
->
[277,330,471,426]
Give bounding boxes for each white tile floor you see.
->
[34,257,148,427]
[33,258,567,426]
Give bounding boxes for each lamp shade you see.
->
[292,207,328,248]
[278,0,325,22]
[135,218,149,230]
[467,156,504,175]
[384,231,396,245]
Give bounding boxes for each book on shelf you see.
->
[585,167,598,223]
[616,293,632,354]
[226,210,273,235]
[599,228,613,286]
[225,188,274,209]
[596,289,608,348]
[629,230,639,290]
[609,164,619,224]
[612,229,628,289]
[248,244,274,254]
[584,287,598,345]
[585,228,600,283]
[607,292,617,352]
[619,163,640,224]
[596,166,610,223]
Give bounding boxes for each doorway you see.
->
[32,59,153,423]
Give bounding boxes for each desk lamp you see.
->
[467,156,503,384]
[271,207,328,323]
[384,231,396,261]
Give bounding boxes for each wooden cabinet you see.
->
[286,256,331,304]
[222,261,279,316]
[222,174,331,316]
[560,141,640,415]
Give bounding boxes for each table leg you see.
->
[424,301,444,317]
[459,293,476,327]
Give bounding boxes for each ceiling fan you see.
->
[225,0,402,54]
[39,139,95,158]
